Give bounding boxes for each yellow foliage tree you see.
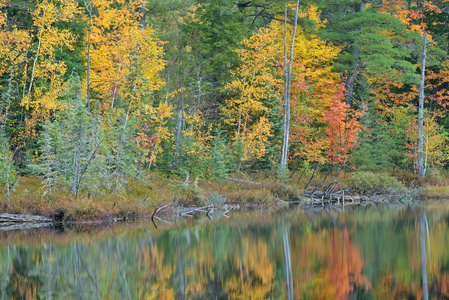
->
[223,26,280,163]
[273,6,343,164]
[181,109,214,176]
[0,0,78,146]
[406,113,449,175]
[20,0,78,118]
[86,0,165,115]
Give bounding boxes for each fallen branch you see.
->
[180,205,214,216]
[178,203,240,219]
[151,202,172,220]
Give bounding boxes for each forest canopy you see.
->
[1,0,449,197]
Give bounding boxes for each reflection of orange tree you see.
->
[326,230,371,299]
[291,228,370,299]
[432,273,449,297]
[429,220,449,298]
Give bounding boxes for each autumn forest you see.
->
[1,0,449,207]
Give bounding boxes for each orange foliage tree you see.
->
[324,82,365,165]
[273,5,364,166]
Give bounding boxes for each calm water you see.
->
[0,204,447,299]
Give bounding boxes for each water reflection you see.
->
[420,212,428,300]
[0,205,449,299]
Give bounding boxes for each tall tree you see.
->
[418,31,427,178]
[320,0,421,107]
[223,26,280,168]
[280,0,300,171]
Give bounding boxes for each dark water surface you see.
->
[0,204,447,299]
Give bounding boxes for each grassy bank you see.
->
[0,172,298,222]
[1,169,447,222]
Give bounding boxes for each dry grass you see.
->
[4,167,441,222]
[1,171,299,221]
[0,173,180,222]
[422,185,449,199]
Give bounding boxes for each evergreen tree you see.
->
[319,1,422,106]
[211,128,231,178]
[0,71,17,202]
[38,76,103,197]
[0,132,16,202]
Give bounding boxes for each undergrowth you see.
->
[1,168,447,222]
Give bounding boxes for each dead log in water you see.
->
[0,222,53,231]
[0,213,53,223]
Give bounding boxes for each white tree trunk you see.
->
[84,2,92,111]
[418,31,426,178]
[280,0,300,170]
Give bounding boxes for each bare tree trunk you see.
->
[175,87,184,161]
[22,48,29,99]
[84,2,92,112]
[281,0,288,169]
[280,0,300,170]
[345,68,357,107]
[173,35,184,168]
[28,15,46,97]
[5,161,10,202]
[113,82,137,193]
[139,2,146,31]
[110,59,123,110]
[418,31,426,178]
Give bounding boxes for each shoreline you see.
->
[1,172,444,225]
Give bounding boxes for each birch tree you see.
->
[280,0,300,171]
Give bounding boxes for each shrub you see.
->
[348,171,405,194]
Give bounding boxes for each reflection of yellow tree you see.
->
[224,237,275,299]
[144,245,175,299]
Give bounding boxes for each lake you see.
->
[0,204,446,299]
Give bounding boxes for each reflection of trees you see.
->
[5,207,449,298]
[0,223,280,299]
[290,223,370,299]
[0,243,9,299]
[354,206,449,299]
